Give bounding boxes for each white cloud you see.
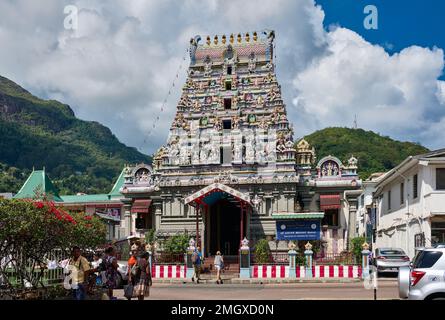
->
[0,0,444,153]
[292,27,445,148]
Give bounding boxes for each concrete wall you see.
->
[376,163,445,258]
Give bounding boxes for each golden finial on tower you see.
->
[253,31,258,42]
[230,33,234,44]
[214,35,218,45]
[206,36,211,46]
[237,33,242,43]
[245,32,250,42]
[222,35,226,44]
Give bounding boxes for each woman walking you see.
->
[103,246,119,300]
[214,251,224,284]
[130,251,152,300]
[124,244,139,300]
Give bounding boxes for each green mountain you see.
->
[0,75,151,195]
[0,75,430,194]
[301,127,430,179]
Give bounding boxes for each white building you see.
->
[355,173,385,241]
[374,149,445,258]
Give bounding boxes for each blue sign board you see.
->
[276,220,321,240]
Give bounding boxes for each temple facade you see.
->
[120,30,362,257]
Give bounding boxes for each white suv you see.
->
[399,248,445,300]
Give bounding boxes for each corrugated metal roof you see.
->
[59,194,112,203]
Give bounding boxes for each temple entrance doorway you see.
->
[184,183,252,273]
[208,199,241,256]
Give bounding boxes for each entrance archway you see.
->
[209,198,242,256]
[184,183,251,258]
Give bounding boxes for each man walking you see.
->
[191,246,203,284]
[68,246,93,300]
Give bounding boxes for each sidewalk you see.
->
[231,277,362,284]
[151,277,362,284]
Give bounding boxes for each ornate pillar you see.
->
[196,205,200,248]
[246,206,251,240]
[154,202,162,230]
[122,201,132,237]
[131,211,137,236]
[288,242,297,278]
[361,242,371,279]
[201,206,207,251]
[347,200,358,250]
[240,202,244,242]
[304,242,314,278]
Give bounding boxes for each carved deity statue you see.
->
[203,56,212,77]
[124,165,132,176]
[276,132,286,152]
[264,72,275,84]
[233,144,242,161]
[200,145,209,163]
[257,95,265,107]
[248,52,257,73]
[192,99,201,112]
[178,94,189,108]
[213,116,222,130]
[266,86,280,102]
[232,115,240,130]
[258,117,269,130]
[185,78,196,90]
[321,161,340,177]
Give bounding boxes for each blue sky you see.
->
[317,0,445,80]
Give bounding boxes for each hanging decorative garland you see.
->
[140,47,189,151]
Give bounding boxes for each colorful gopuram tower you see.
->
[152,30,296,180]
[119,30,361,257]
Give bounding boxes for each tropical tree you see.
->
[0,198,106,298]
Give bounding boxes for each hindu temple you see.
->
[119,30,362,257]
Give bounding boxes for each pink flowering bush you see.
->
[0,198,106,297]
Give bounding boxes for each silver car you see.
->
[399,248,445,300]
[374,248,410,274]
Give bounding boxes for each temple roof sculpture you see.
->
[150,30,295,185]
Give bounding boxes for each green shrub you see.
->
[145,228,157,246]
[254,239,271,264]
[163,233,189,254]
[295,255,306,265]
[296,240,322,256]
[350,236,366,262]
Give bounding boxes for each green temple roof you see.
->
[14,167,126,203]
[108,168,125,197]
[13,168,63,202]
[59,194,112,203]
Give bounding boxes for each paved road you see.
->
[115,279,399,300]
